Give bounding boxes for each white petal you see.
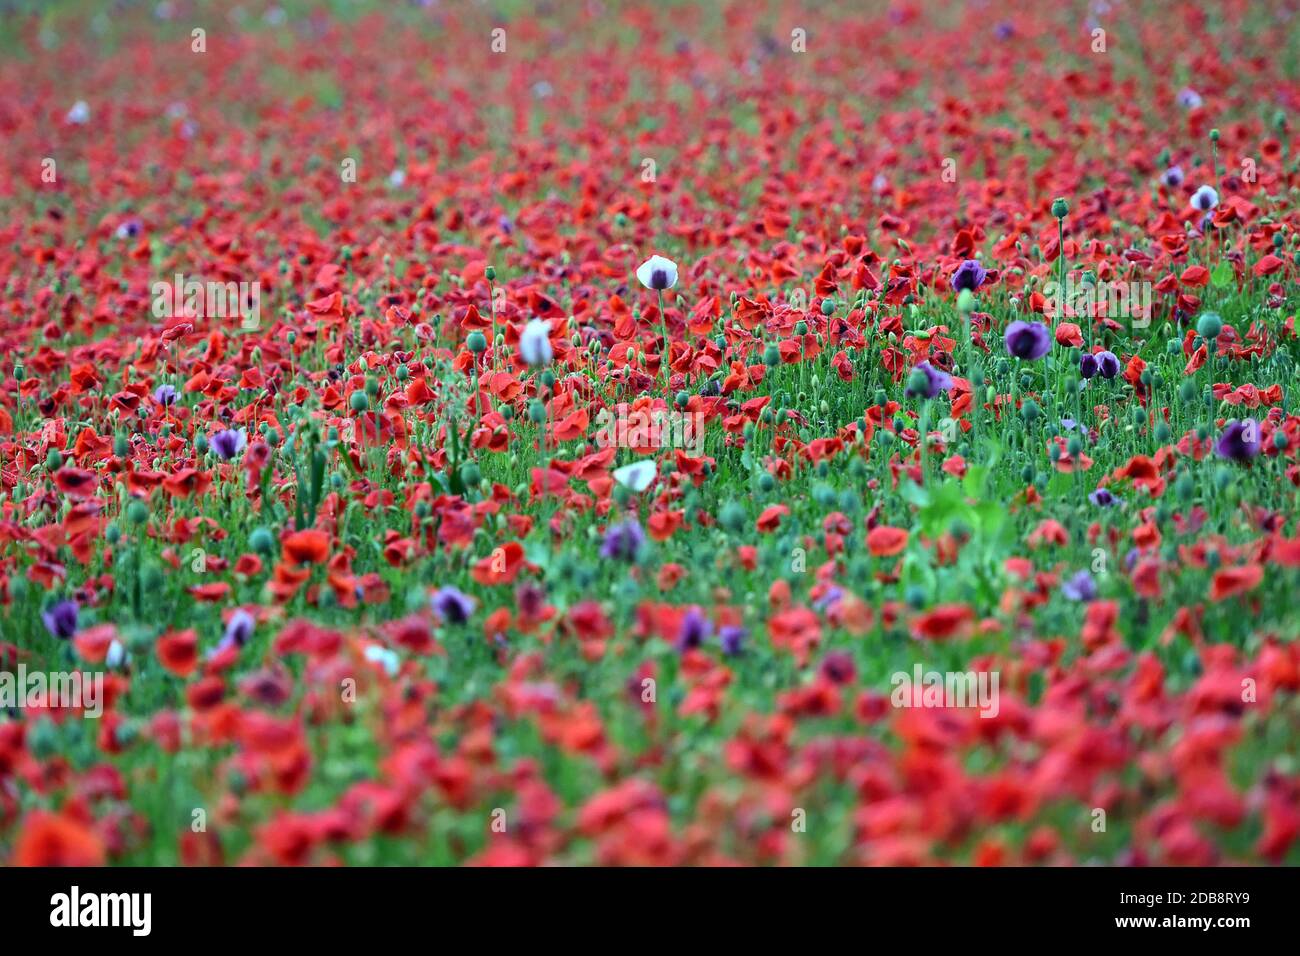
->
[613,460,657,492]
[636,255,679,290]
[520,319,553,366]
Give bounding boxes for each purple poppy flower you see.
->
[993,22,1014,40]
[154,384,178,406]
[1095,350,1120,379]
[1161,165,1184,188]
[1004,321,1052,360]
[1215,419,1261,462]
[210,428,247,461]
[1062,570,1097,602]
[600,518,645,562]
[431,586,476,624]
[813,585,845,612]
[1079,353,1099,378]
[223,609,255,647]
[676,606,712,652]
[905,361,954,399]
[1089,488,1121,507]
[950,259,988,292]
[719,625,747,656]
[42,599,79,639]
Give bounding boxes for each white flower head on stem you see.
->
[519,318,553,366]
[636,255,678,291]
[1190,185,1219,212]
[612,460,657,492]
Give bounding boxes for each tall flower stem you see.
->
[658,289,668,389]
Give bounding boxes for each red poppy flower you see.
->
[1210,564,1263,602]
[157,629,200,677]
[282,530,331,566]
[12,811,106,866]
[867,525,909,556]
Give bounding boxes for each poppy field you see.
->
[2,0,1300,869]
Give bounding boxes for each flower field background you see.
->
[2,0,1300,867]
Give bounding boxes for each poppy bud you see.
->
[349,390,370,412]
[466,331,487,353]
[1051,197,1070,219]
[485,265,496,281]
[719,501,746,533]
[1196,312,1223,339]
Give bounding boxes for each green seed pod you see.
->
[126,499,149,525]
[250,526,275,554]
[718,500,746,533]
[140,563,163,591]
[1196,313,1223,339]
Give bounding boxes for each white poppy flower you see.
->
[106,640,126,669]
[612,460,657,492]
[364,645,399,677]
[519,318,553,366]
[636,255,678,291]
[1190,185,1219,212]
[1176,87,1203,110]
[66,100,90,125]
